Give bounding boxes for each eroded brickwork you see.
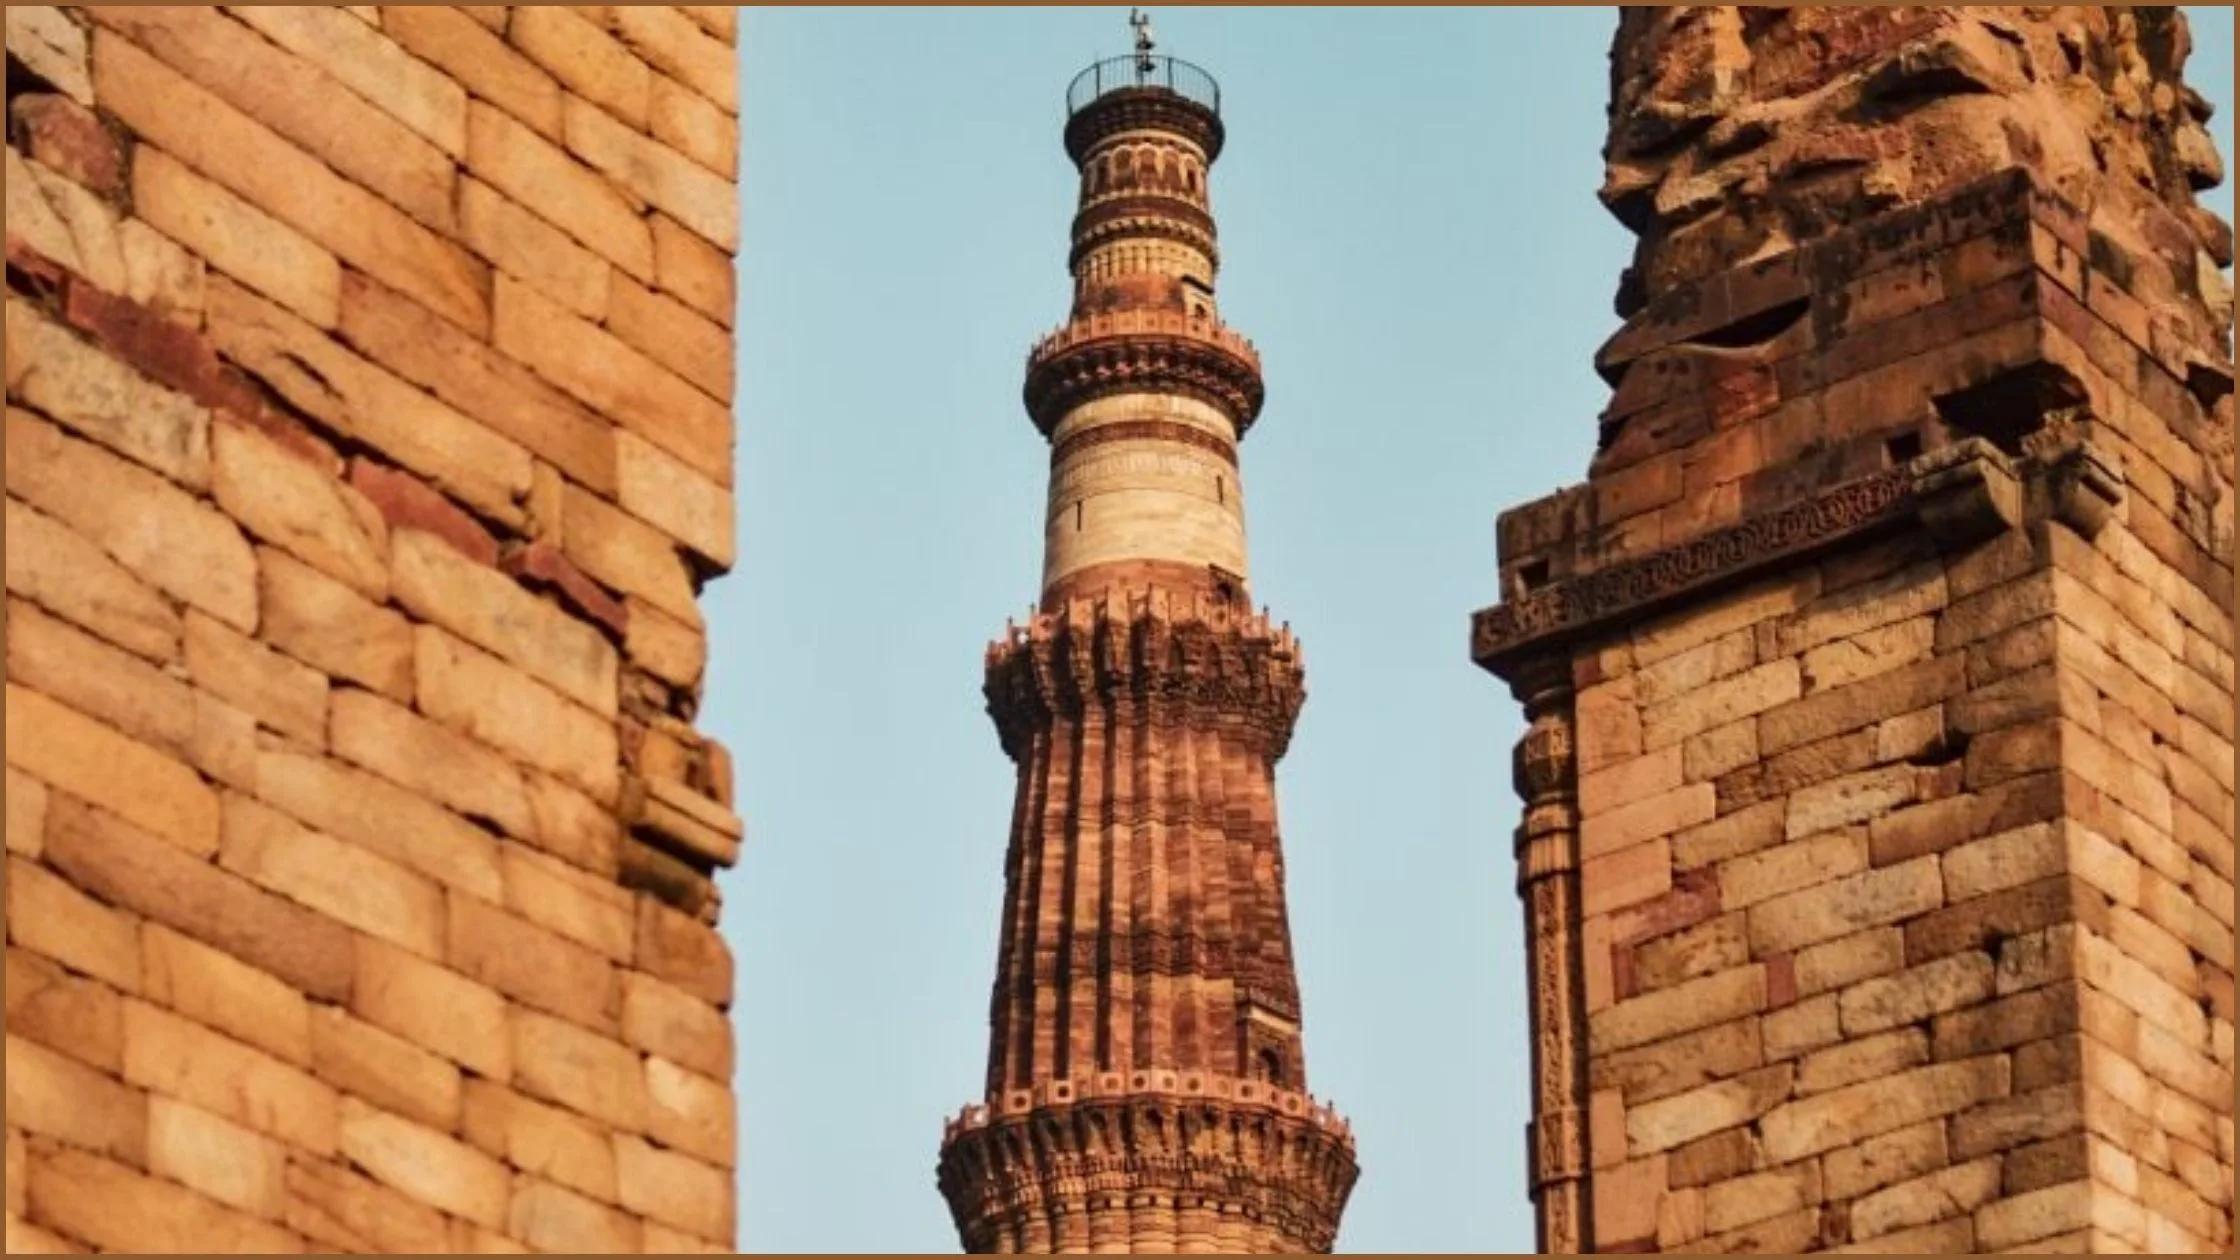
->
[4,7,741,1252]
[1475,8,2231,1254]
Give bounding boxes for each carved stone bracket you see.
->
[1911,438,2025,549]
[2046,438,2127,540]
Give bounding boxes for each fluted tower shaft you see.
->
[937,53,1359,1255]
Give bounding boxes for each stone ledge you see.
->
[1472,440,2032,679]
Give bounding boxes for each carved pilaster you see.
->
[1509,654,1588,1254]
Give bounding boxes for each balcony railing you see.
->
[1065,55,1221,117]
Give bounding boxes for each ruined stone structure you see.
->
[4,6,741,1252]
[1473,7,2233,1253]
[936,49,1359,1254]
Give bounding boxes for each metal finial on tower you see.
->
[1130,7,1157,75]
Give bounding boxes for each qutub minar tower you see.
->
[936,14,1361,1254]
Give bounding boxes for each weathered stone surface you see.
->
[644,1057,732,1168]
[1850,1156,2002,1242]
[7,7,93,104]
[503,846,635,963]
[145,1095,288,1220]
[351,938,511,1082]
[310,1005,462,1134]
[6,945,124,1071]
[6,299,211,489]
[27,1146,302,1253]
[186,614,328,749]
[450,892,619,1034]
[1718,828,1866,910]
[391,528,619,717]
[7,408,256,631]
[6,600,256,799]
[1702,1160,1821,1235]
[258,548,416,700]
[284,1156,449,1254]
[252,748,503,902]
[141,923,310,1068]
[467,1080,617,1202]
[650,211,733,326]
[4,496,182,664]
[508,8,649,128]
[415,627,621,805]
[1592,1012,1765,1106]
[631,897,733,1008]
[6,1032,146,1167]
[96,28,484,329]
[465,100,651,281]
[121,997,339,1157]
[8,7,742,1251]
[511,1009,647,1133]
[338,1097,509,1229]
[1838,951,1996,1036]
[213,281,525,522]
[594,6,734,114]
[1642,660,1802,750]
[331,687,536,841]
[7,854,140,995]
[1759,1055,2008,1164]
[561,96,735,252]
[43,796,353,1003]
[619,972,732,1080]
[132,145,341,330]
[212,420,388,599]
[1625,1064,1792,1156]
[338,270,615,494]
[1747,856,1943,955]
[1487,8,2234,1253]
[219,792,446,960]
[614,1134,730,1242]
[492,276,729,488]
[509,1175,641,1254]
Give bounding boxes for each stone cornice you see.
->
[1471,439,2033,679]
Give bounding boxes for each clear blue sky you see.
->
[720,9,2233,1252]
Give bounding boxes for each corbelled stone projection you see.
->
[5,6,742,1252]
[1473,6,2232,1254]
[936,43,1360,1254]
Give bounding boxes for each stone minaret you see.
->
[936,34,1360,1255]
[1474,7,2231,1254]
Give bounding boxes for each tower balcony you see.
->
[1066,54,1221,117]
[1023,309,1266,436]
[1063,55,1226,164]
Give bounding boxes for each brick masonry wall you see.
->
[4,6,742,1253]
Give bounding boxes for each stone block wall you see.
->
[1474,9,2231,1252]
[1487,175,2235,1253]
[4,7,742,1253]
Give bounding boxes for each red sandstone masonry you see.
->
[5,6,740,1252]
